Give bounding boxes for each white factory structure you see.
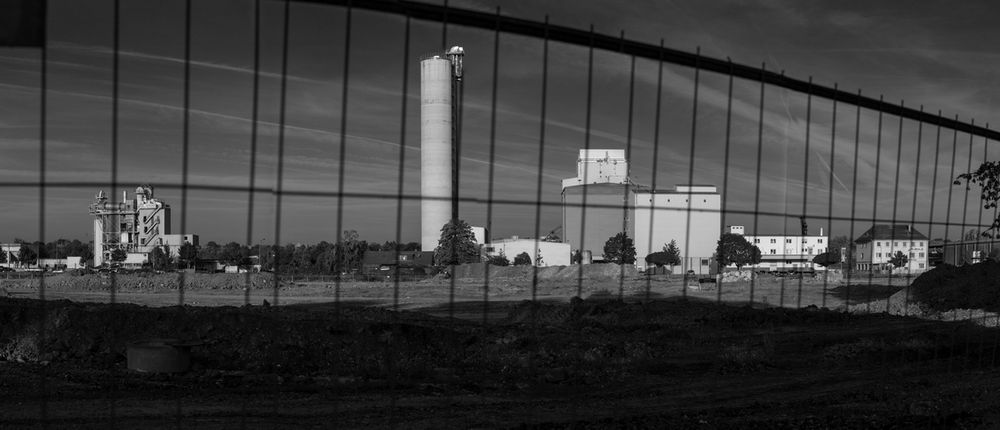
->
[420,46,466,252]
[483,236,571,267]
[634,185,722,274]
[725,225,828,272]
[89,186,198,267]
[560,149,721,275]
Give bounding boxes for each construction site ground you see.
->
[2,268,999,428]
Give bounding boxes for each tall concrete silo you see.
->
[420,48,462,252]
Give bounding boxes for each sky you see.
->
[2,0,999,247]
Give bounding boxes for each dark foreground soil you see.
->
[2,296,1000,429]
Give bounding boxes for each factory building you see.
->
[634,185,721,275]
[561,149,721,274]
[561,150,634,263]
[483,236,571,267]
[853,225,928,273]
[89,186,198,267]
[726,225,828,272]
[419,47,464,252]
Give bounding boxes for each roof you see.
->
[854,225,929,243]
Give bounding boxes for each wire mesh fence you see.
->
[4,0,1000,427]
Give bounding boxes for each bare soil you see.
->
[2,270,999,428]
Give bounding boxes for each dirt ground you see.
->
[3,270,998,428]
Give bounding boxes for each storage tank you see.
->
[420,56,453,252]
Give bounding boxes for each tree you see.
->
[661,240,682,266]
[812,250,841,267]
[18,244,37,267]
[220,242,251,269]
[336,230,367,273]
[645,252,671,267]
[889,251,909,269]
[110,248,127,265]
[603,232,637,264]
[716,233,761,270]
[956,162,1000,238]
[178,242,198,269]
[434,219,479,266]
[513,252,532,266]
[148,246,169,271]
[199,241,222,260]
[487,251,510,266]
[965,228,981,241]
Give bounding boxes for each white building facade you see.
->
[634,185,721,275]
[853,225,929,273]
[484,237,571,267]
[728,225,828,272]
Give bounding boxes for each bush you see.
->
[487,253,510,266]
[513,252,532,266]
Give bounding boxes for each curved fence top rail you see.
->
[300,0,998,141]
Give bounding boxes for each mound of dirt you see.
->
[847,264,1000,326]
[908,261,1000,313]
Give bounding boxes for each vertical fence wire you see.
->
[864,96,884,312]
[35,0,50,423]
[903,106,925,317]
[482,6,500,324]
[643,39,665,301]
[681,46,700,300]
[575,24,594,298]
[107,1,121,423]
[798,78,812,309]
[618,31,635,300]
[717,59,735,304]
[822,83,839,309]
[271,0,291,305]
[750,63,766,305]
[886,100,905,311]
[333,1,352,320]
[243,0,262,307]
[845,90,864,305]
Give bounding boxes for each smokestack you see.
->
[420,54,454,252]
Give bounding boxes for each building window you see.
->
[919,263,925,269]
[876,241,881,247]
[877,253,882,258]
[701,259,709,266]
[919,252,924,258]
[909,252,914,258]
[818,239,824,244]
[485,247,494,253]
[770,249,776,255]
[754,238,760,243]
[770,239,776,244]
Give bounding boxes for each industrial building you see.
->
[560,149,721,274]
[852,225,929,273]
[88,186,198,267]
[483,236,571,267]
[420,47,464,252]
[726,225,828,272]
[561,150,634,263]
[634,185,721,275]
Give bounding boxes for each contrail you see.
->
[813,148,850,192]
